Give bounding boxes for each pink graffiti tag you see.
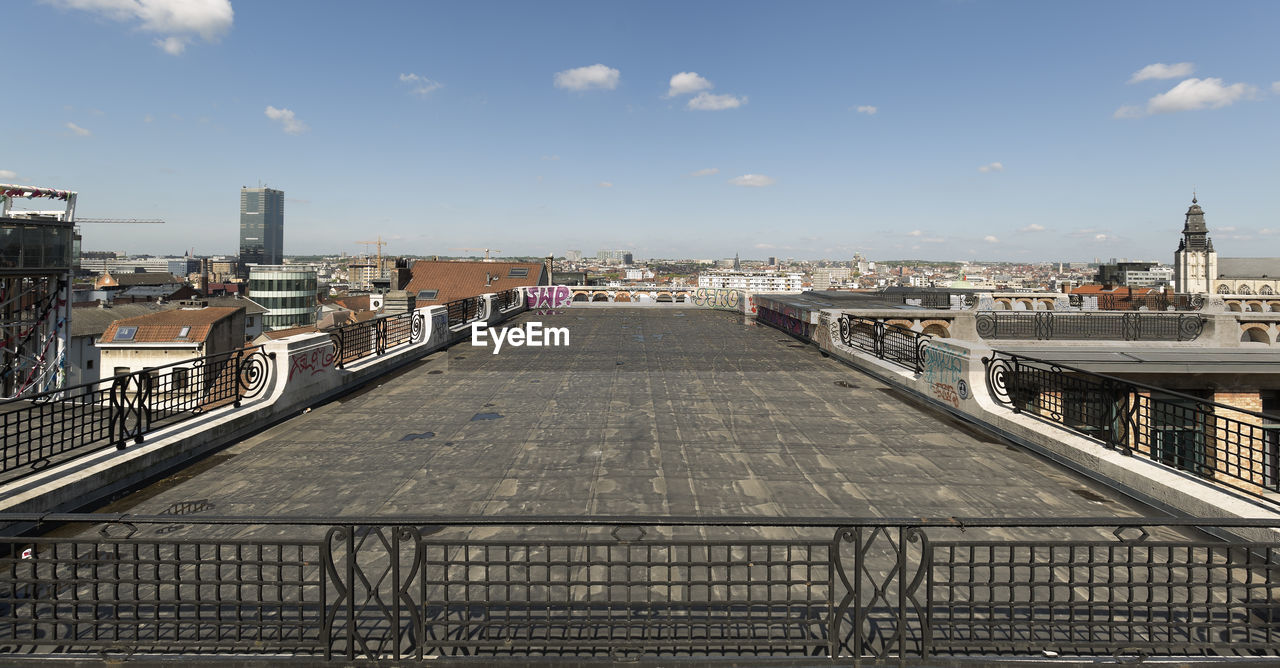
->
[288,345,337,381]
[526,286,572,309]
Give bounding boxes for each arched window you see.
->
[1260,285,1275,295]
[1216,284,1232,294]
[1238,285,1253,295]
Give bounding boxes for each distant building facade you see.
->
[239,187,284,273]
[596,249,633,265]
[698,271,804,292]
[248,265,317,330]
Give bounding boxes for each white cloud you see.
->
[154,36,186,54]
[1272,82,1280,94]
[977,162,1004,173]
[541,155,560,161]
[143,113,154,123]
[264,106,308,134]
[1128,62,1194,83]
[597,181,613,188]
[854,105,877,115]
[66,122,91,137]
[689,167,719,177]
[399,73,442,97]
[0,169,17,180]
[553,64,620,91]
[1147,77,1255,114]
[1019,223,1046,232]
[666,72,712,97]
[728,174,775,187]
[908,230,922,237]
[688,92,746,110]
[983,235,999,243]
[51,0,233,55]
[1119,77,1258,118]
[1095,233,1110,241]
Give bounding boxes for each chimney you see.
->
[545,256,554,285]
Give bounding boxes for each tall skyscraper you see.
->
[239,187,284,272]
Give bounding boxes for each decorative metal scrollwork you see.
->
[1177,314,1204,341]
[324,525,423,660]
[1033,312,1054,340]
[1188,294,1205,310]
[329,331,345,369]
[974,313,996,339]
[1068,294,1083,308]
[1120,312,1140,341]
[236,349,273,400]
[982,355,1014,409]
[410,311,425,343]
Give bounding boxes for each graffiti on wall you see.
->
[921,340,966,408]
[526,285,572,310]
[758,307,807,337]
[692,288,741,310]
[288,344,337,381]
[431,311,448,340]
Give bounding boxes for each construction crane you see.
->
[451,247,503,261]
[75,218,166,224]
[355,236,387,267]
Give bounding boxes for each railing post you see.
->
[375,318,388,356]
[873,321,886,360]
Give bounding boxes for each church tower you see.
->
[1173,195,1217,294]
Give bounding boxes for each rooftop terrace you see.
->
[103,309,1154,521]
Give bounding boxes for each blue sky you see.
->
[6,0,1279,262]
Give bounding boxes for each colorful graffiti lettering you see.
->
[288,344,337,381]
[921,341,964,386]
[931,382,960,408]
[526,285,572,309]
[758,307,806,337]
[692,288,740,309]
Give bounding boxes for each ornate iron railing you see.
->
[976,311,1204,341]
[0,347,274,482]
[983,351,1280,499]
[1,513,1276,661]
[493,288,521,312]
[327,311,424,369]
[836,314,930,373]
[1092,292,1202,312]
[445,296,483,327]
[897,292,976,309]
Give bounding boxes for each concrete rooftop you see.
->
[99,308,1165,524]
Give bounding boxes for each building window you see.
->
[173,367,189,391]
[114,367,130,377]
[1151,396,1208,477]
[86,360,94,370]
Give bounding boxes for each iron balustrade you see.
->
[0,513,1277,661]
[976,311,1205,341]
[0,347,273,482]
[493,288,521,312]
[445,296,483,328]
[327,311,424,369]
[897,292,976,309]
[982,351,1280,499]
[1096,292,1202,312]
[836,314,930,373]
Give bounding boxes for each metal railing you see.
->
[445,296,483,327]
[976,311,1204,341]
[897,291,976,309]
[983,351,1280,499]
[493,288,521,312]
[327,311,423,368]
[0,347,274,482]
[1082,292,1204,312]
[836,314,930,373]
[1,513,1276,661]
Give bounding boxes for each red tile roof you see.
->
[99,306,241,344]
[403,261,545,305]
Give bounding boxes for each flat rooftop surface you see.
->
[99,308,1165,522]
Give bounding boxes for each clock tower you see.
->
[1173,195,1217,294]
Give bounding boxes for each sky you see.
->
[5,0,1280,262]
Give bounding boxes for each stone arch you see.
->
[1246,301,1264,313]
[1038,299,1056,310]
[1240,326,1270,344]
[1217,284,1232,294]
[1239,284,1253,295]
[656,292,673,303]
[886,319,914,331]
[1261,285,1275,295]
[1227,301,1243,312]
[613,292,632,302]
[920,321,951,338]
[572,292,589,302]
[591,292,610,302]
[674,294,687,303]
[1269,301,1280,313]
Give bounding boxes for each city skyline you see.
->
[6,1,1280,261]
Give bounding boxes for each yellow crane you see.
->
[355,236,387,268]
[451,247,503,261]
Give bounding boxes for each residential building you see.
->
[239,187,284,273]
[96,304,246,381]
[596,249,633,265]
[698,270,804,292]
